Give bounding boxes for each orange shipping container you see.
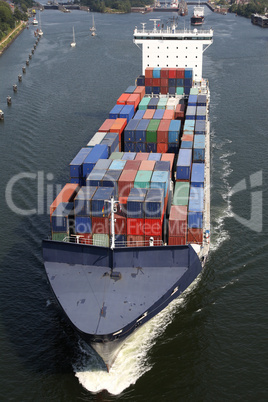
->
[143,109,155,119]
[127,93,140,110]
[163,109,175,120]
[118,170,137,198]
[109,118,127,135]
[168,235,186,246]
[157,143,168,153]
[50,183,79,218]
[135,152,149,161]
[169,205,188,237]
[127,235,145,247]
[187,228,203,244]
[145,67,154,78]
[99,119,115,132]
[161,153,175,171]
[117,93,130,105]
[139,160,156,171]
[181,133,194,142]
[134,86,145,100]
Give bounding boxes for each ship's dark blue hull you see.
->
[43,240,202,369]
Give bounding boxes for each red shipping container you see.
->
[152,78,161,87]
[127,235,145,247]
[50,183,79,218]
[127,218,144,235]
[135,153,149,161]
[99,119,115,132]
[76,233,93,245]
[118,170,137,197]
[119,196,128,205]
[161,153,175,171]
[144,218,163,236]
[157,131,168,143]
[92,217,110,234]
[176,68,185,79]
[127,94,140,110]
[145,78,153,86]
[134,86,145,100]
[163,110,175,120]
[160,87,168,95]
[168,235,186,246]
[160,78,168,87]
[139,160,155,171]
[143,109,155,120]
[160,68,169,78]
[124,160,141,171]
[168,68,177,78]
[110,118,127,135]
[113,213,127,235]
[145,67,154,78]
[157,143,168,153]
[187,228,203,244]
[181,133,194,142]
[169,205,188,237]
[175,104,185,120]
[117,93,130,105]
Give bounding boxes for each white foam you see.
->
[73,277,201,395]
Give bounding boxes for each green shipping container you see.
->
[134,170,152,189]
[190,87,199,95]
[157,98,168,109]
[109,152,124,160]
[176,87,184,95]
[52,232,68,241]
[172,181,190,206]
[139,97,150,110]
[93,234,110,247]
[146,120,160,143]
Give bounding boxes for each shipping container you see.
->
[135,152,149,161]
[109,104,124,119]
[157,143,168,153]
[139,160,156,171]
[109,151,124,160]
[169,205,187,237]
[147,143,157,153]
[119,104,135,123]
[146,119,160,143]
[176,87,184,96]
[194,135,205,149]
[99,119,115,132]
[145,67,154,78]
[151,171,169,195]
[181,133,194,142]
[135,119,150,143]
[154,161,170,172]
[125,119,140,142]
[172,181,190,206]
[52,232,68,241]
[70,148,92,178]
[127,218,144,236]
[193,148,205,163]
[144,218,163,236]
[134,170,152,189]
[157,119,170,143]
[86,170,106,187]
[118,169,137,198]
[148,98,159,109]
[133,110,145,120]
[92,217,110,234]
[138,97,150,110]
[100,136,118,156]
[82,144,109,178]
[51,202,74,233]
[122,152,136,160]
[190,87,199,95]
[188,211,203,228]
[134,86,146,99]
[166,98,179,110]
[157,97,168,109]
[127,93,140,110]
[87,132,107,147]
[195,120,206,135]
[148,153,161,161]
[181,141,193,149]
[176,149,192,180]
[188,186,204,212]
[102,170,122,195]
[153,67,161,78]
[75,216,92,234]
[74,186,97,216]
[93,233,110,247]
[163,109,175,120]
[176,68,185,78]
[124,160,141,171]
[185,106,196,120]
[168,235,186,246]
[188,94,198,106]
[50,183,79,218]
[187,228,203,244]
[109,160,126,170]
[168,120,181,143]
[160,68,169,78]
[161,153,175,171]
[125,86,136,94]
[196,106,206,120]
[110,118,127,135]
[175,103,185,120]
[117,93,130,105]
[127,188,147,218]
[144,188,164,219]
[93,158,112,171]
[91,187,114,217]
[143,109,155,120]
[136,76,145,86]
[197,94,207,106]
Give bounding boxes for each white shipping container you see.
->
[87,132,107,147]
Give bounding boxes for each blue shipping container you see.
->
[148,98,159,109]
[109,160,126,170]
[148,153,161,161]
[195,120,206,135]
[125,86,136,94]
[154,161,170,172]
[74,186,97,216]
[188,94,197,106]
[133,110,145,120]
[181,141,193,149]
[109,104,124,119]
[188,212,203,228]
[91,187,114,217]
[151,171,169,195]
[185,106,196,120]
[144,188,164,218]
[93,159,112,171]
[197,94,207,106]
[136,142,146,152]
[51,202,74,233]
[188,187,204,212]
[120,104,135,123]
[153,109,164,120]
[194,135,205,149]
[70,148,92,178]
[86,170,106,187]
[82,144,109,178]
[127,188,147,218]
[125,118,140,142]
[153,67,161,78]
[176,149,192,180]
[147,143,157,153]
[193,148,205,163]
[196,106,206,120]
[184,68,193,78]
[191,163,205,187]
[75,216,92,233]
[122,152,136,160]
[135,119,149,142]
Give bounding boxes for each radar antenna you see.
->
[149,19,161,32]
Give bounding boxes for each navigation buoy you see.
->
[7,95,12,105]
[13,84,17,92]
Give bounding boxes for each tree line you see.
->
[0,0,33,41]
[76,0,153,13]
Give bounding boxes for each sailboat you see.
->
[38,11,43,37]
[71,26,76,47]
[90,14,96,36]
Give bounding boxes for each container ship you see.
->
[43,20,213,371]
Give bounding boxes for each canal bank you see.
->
[0,22,26,56]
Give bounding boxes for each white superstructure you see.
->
[133,20,213,81]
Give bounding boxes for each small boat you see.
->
[32,17,38,26]
[13,84,17,92]
[38,11,43,37]
[7,96,12,105]
[0,110,4,120]
[71,26,76,47]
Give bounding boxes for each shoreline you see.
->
[0,22,26,56]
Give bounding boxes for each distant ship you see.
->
[178,0,188,16]
[191,4,205,25]
[43,19,213,371]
